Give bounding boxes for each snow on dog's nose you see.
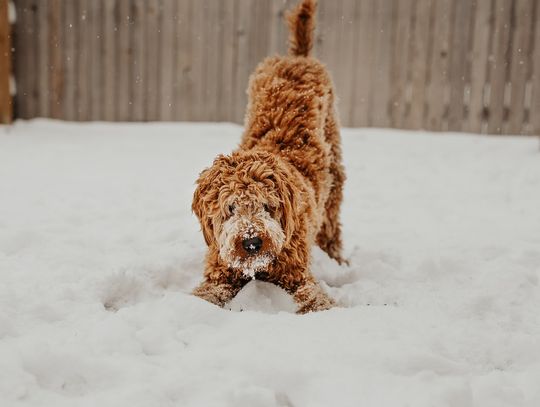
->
[242,236,263,254]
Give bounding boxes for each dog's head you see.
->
[193,150,302,277]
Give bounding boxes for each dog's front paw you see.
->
[294,282,336,314]
[192,281,236,308]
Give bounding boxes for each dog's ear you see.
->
[192,155,230,246]
[272,164,304,243]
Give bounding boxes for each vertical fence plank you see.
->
[488,0,512,134]
[14,0,32,119]
[27,0,38,118]
[116,0,131,121]
[130,0,146,121]
[116,0,128,121]
[447,0,473,132]
[466,0,492,134]
[203,0,222,121]
[425,0,451,131]
[158,0,175,121]
[507,0,534,135]
[0,0,12,123]
[390,0,413,129]
[406,0,433,129]
[174,0,193,121]
[233,0,252,123]
[189,0,206,121]
[333,0,356,126]
[349,0,374,127]
[531,0,540,135]
[102,0,116,121]
[217,0,238,121]
[76,0,90,120]
[62,0,77,120]
[88,0,102,120]
[369,0,393,128]
[144,0,160,121]
[35,0,49,118]
[48,0,62,119]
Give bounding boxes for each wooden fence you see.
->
[10,0,540,135]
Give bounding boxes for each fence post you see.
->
[0,0,12,124]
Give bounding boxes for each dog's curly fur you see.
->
[192,0,345,314]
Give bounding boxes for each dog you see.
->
[192,0,346,314]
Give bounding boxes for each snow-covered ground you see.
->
[1,120,539,407]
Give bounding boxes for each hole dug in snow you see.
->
[99,272,146,311]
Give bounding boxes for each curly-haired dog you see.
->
[192,0,346,314]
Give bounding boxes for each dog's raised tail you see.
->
[287,0,317,57]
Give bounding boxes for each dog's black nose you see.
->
[242,237,263,254]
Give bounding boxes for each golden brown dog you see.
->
[192,0,345,313]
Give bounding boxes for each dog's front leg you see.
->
[292,280,336,314]
[274,271,335,314]
[192,278,247,308]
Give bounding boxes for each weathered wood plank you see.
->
[203,0,221,121]
[116,0,131,121]
[35,0,49,118]
[130,0,146,121]
[332,0,356,126]
[88,0,102,120]
[507,0,534,135]
[14,0,34,119]
[62,0,76,121]
[145,0,160,121]
[189,0,207,121]
[174,0,194,121]
[158,0,175,121]
[488,0,512,134]
[0,0,12,123]
[102,0,116,121]
[216,0,237,121]
[369,0,393,128]
[390,0,413,129]
[425,0,451,131]
[47,0,63,119]
[531,0,540,135]
[27,0,38,118]
[447,0,473,132]
[406,0,433,129]
[233,0,252,124]
[466,0,492,134]
[348,0,374,127]
[76,0,90,120]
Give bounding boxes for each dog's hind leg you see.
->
[316,111,347,265]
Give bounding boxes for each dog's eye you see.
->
[263,204,273,214]
[228,204,235,215]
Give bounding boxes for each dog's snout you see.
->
[242,237,263,254]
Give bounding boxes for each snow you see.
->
[1,119,539,406]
